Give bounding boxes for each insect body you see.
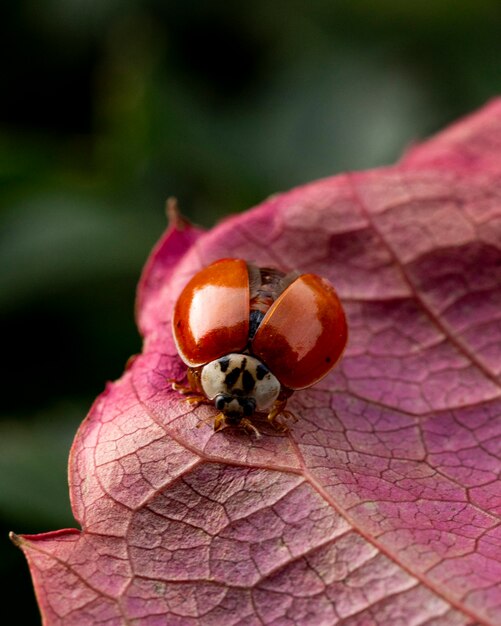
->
[172,258,347,436]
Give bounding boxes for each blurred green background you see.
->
[2,0,501,622]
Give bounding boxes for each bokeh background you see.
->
[2,1,501,622]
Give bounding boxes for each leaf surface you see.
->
[14,101,501,625]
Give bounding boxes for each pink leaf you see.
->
[13,101,501,625]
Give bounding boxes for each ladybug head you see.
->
[200,353,281,425]
[214,394,256,424]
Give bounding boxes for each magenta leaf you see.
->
[13,101,501,625]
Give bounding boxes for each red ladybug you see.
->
[172,258,347,436]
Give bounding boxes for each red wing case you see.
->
[172,259,250,367]
[252,274,347,389]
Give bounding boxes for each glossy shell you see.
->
[252,273,347,389]
[172,258,249,366]
[173,259,348,389]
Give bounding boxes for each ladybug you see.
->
[171,258,347,436]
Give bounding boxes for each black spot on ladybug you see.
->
[325,357,331,363]
[242,370,255,394]
[225,367,241,388]
[240,357,247,371]
[256,363,268,380]
[218,356,230,372]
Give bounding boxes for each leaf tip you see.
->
[9,532,23,548]
[166,197,192,231]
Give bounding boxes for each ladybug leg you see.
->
[212,415,261,438]
[213,413,226,432]
[184,394,209,406]
[170,380,194,395]
[169,381,208,406]
[169,367,200,392]
[240,418,262,439]
[267,397,298,432]
[170,367,210,407]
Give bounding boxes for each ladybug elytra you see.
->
[172,258,347,436]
